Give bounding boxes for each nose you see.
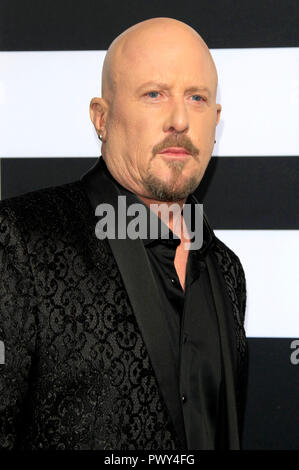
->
[163,97,189,134]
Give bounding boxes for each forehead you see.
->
[113,30,216,93]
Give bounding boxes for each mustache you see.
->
[152,135,199,159]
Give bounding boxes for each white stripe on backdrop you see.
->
[0,48,298,157]
[215,230,299,338]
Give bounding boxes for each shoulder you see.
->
[212,236,245,274]
[0,180,91,235]
[0,180,85,215]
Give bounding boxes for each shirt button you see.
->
[181,394,187,404]
[170,278,176,285]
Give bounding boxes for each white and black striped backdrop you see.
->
[0,0,298,449]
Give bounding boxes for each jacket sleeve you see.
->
[234,255,248,446]
[0,205,37,449]
[213,236,249,446]
[236,254,247,327]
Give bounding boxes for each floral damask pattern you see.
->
[0,181,247,449]
[213,237,248,432]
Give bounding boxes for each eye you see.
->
[146,91,160,99]
[191,95,203,102]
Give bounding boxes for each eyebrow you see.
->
[136,81,211,96]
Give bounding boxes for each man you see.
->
[0,18,248,450]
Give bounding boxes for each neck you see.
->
[137,195,191,240]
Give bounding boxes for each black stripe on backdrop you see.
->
[2,157,299,229]
[0,0,298,51]
[243,338,299,450]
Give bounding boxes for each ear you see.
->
[216,103,222,126]
[89,97,108,141]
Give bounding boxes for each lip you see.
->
[159,147,191,159]
[160,147,190,155]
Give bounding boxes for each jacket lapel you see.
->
[80,157,187,448]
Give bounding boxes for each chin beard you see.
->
[144,164,199,201]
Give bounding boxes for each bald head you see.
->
[101,17,218,102]
[90,17,221,204]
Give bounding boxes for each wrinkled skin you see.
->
[90,17,221,211]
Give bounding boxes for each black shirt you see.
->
[104,165,223,449]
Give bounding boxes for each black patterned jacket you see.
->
[0,158,248,450]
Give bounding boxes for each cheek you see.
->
[107,103,129,135]
[193,114,216,155]
[194,111,215,137]
[127,113,160,156]
[190,114,216,166]
[107,106,156,166]
[109,107,146,145]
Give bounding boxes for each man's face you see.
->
[94,25,221,202]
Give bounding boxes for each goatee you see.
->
[144,161,199,202]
